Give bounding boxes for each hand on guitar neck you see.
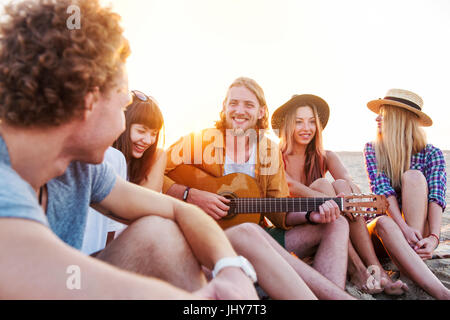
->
[285,192,351,226]
[166,165,388,230]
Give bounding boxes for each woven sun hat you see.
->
[367,88,432,126]
[271,94,330,134]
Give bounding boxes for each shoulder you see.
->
[363,142,376,157]
[364,141,375,151]
[325,150,337,159]
[324,150,342,166]
[104,147,127,177]
[424,143,443,155]
[168,128,222,148]
[423,144,446,163]
[0,164,35,198]
[258,132,280,148]
[0,164,47,225]
[53,161,114,188]
[154,147,167,161]
[105,146,126,162]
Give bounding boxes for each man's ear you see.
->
[258,105,266,119]
[82,87,100,120]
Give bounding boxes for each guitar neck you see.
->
[230,197,344,213]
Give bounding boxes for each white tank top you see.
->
[223,143,256,178]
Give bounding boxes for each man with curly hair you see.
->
[0,0,258,299]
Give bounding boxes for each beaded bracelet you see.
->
[429,233,440,249]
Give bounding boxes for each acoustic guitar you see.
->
[167,164,388,229]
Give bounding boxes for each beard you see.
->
[229,127,246,137]
[224,114,258,137]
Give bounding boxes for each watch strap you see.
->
[305,211,318,225]
[182,187,190,202]
[212,256,257,283]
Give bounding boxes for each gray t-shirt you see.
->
[0,135,116,249]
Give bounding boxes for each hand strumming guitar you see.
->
[188,188,231,220]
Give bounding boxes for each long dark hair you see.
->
[113,94,164,184]
[280,104,327,186]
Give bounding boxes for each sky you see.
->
[2,0,450,151]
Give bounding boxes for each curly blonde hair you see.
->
[0,0,130,127]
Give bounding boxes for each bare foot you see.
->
[382,277,409,295]
[349,269,384,294]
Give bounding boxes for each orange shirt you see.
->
[163,128,292,230]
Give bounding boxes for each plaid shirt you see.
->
[364,142,447,211]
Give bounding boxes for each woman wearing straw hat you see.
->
[271,94,408,296]
[364,89,449,299]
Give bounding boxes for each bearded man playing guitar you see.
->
[164,77,356,299]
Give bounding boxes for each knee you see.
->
[402,169,426,185]
[332,179,349,190]
[226,223,265,246]
[322,215,349,239]
[332,179,352,195]
[314,178,332,188]
[311,178,334,194]
[127,215,182,248]
[374,216,398,238]
[332,215,350,235]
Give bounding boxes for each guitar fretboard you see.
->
[229,197,343,213]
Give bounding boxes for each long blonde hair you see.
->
[375,105,427,189]
[279,105,327,185]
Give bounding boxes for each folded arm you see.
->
[94,177,239,270]
[0,218,196,299]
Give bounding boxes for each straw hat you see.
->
[367,89,432,126]
[271,94,330,133]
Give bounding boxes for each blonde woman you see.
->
[271,94,408,295]
[364,89,449,300]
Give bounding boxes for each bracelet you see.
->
[305,211,318,225]
[429,233,440,248]
[182,187,191,202]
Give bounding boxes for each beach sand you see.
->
[334,151,450,300]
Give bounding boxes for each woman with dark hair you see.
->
[114,90,166,192]
[83,90,166,254]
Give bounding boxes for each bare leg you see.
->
[309,177,336,196]
[347,238,383,294]
[225,223,317,300]
[285,216,349,289]
[257,224,355,300]
[401,170,428,235]
[370,215,450,300]
[96,215,207,292]
[333,179,407,295]
[287,178,349,289]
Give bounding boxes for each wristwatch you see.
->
[305,211,318,225]
[212,256,258,283]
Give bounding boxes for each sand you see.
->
[335,151,450,300]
